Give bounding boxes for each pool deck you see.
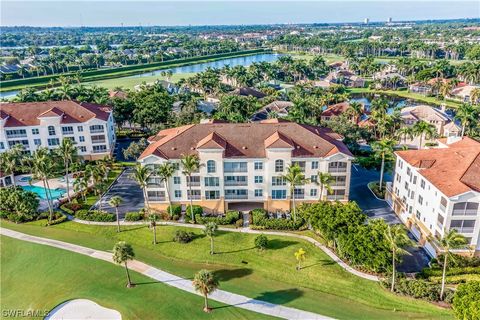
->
[16,174,73,210]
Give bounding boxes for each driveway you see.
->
[349,164,430,272]
[94,167,145,218]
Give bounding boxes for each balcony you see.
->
[225,194,248,200]
[90,128,105,134]
[187,194,201,200]
[328,167,347,173]
[327,195,346,201]
[6,133,27,139]
[186,181,201,187]
[92,139,106,144]
[452,227,475,234]
[225,180,248,186]
[149,196,166,202]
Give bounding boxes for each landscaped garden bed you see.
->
[368,181,387,199]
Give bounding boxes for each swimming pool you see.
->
[22,185,66,200]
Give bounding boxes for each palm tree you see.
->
[149,213,158,244]
[192,270,219,313]
[204,222,218,255]
[396,126,414,145]
[112,241,135,288]
[316,172,333,201]
[282,164,309,222]
[157,162,175,218]
[437,230,467,300]
[181,154,202,222]
[348,101,364,124]
[109,196,123,233]
[413,120,437,149]
[132,164,152,214]
[56,138,77,202]
[470,88,480,105]
[294,248,306,270]
[384,224,412,292]
[73,175,88,202]
[455,103,478,137]
[371,138,396,192]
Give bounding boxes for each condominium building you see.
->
[386,137,480,257]
[138,119,353,213]
[0,100,115,160]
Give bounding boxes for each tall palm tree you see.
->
[109,196,123,233]
[455,103,478,137]
[149,213,158,245]
[112,241,135,288]
[348,101,364,124]
[316,172,333,201]
[192,270,219,313]
[56,138,78,202]
[181,154,202,222]
[73,175,89,202]
[384,224,412,292]
[371,138,396,192]
[437,229,467,300]
[132,164,152,214]
[203,222,218,255]
[413,120,437,149]
[157,162,175,218]
[282,164,309,222]
[396,126,414,145]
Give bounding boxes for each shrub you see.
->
[125,212,143,221]
[452,281,480,320]
[166,204,182,216]
[431,253,480,268]
[185,205,203,217]
[235,219,244,228]
[251,212,305,230]
[251,208,268,225]
[390,278,450,302]
[255,234,268,250]
[173,230,195,243]
[195,211,241,225]
[0,187,40,223]
[75,210,116,222]
[46,212,68,226]
[225,210,240,224]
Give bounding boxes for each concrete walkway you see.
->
[1,227,331,320]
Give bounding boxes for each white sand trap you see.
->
[46,299,121,320]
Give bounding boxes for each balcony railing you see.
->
[149,196,166,202]
[92,139,106,144]
[328,167,347,173]
[331,181,346,187]
[453,227,475,233]
[147,182,165,188]
[224,168,248,173]
[452,209,478,216]
[90,129,105,134]
[225,194,248,200]
[92,149,107,154]
[327,195,346,200]
[187,195,201,200]
[186,181,201,187]
[224,181,247,186]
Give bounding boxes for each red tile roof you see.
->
[0,100,112,127]
[139,120,352,160]
[321,102,350,117]
[395,137,480,197]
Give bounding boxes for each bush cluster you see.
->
[166,204,182,216]
[0,187,40,223]
[384,278,454,302]
[255,234,268,250]
[75,210,116,222]
[195,211,240,225]
[125,211,144,221]
[452,281,480,320]
[46,212,68,226]
[250,208,304,231]
[184,205,203,223]
[60,202,83,215]
[173,230,195,243]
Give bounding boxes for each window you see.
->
[437,214,445,228]
[450,219,476,233]
[48,126,56,136]
[174,190,182,198]
[272,190,287,199]
[0,142,3,150]
[311,161,319,169]
[186,176,201,186]
[6,129,27,138]
[224,162,247,173]
[272,176,286,186]
[327,189,346,200]
[452,202,479,216]
[79,136,85,142]
[398,159,403,169]
[172,162,180,170]
[187,190,201,200]
[275,160,284,173]
[77,125,83,132]
[33,139,41,146]
[413,176,417,184]
[147,190,165,201]
[404,182,409,190]
[92,145,107,153]
[416,210,421,219]
[407,167,411,176]
[173,177,181,184]
[91,135,106,144]
[204,177,219,187]
[224,175,247,186]
[420,179,425,189]
[8,140,29,148]
[89,125,104,133]
[310,175,318,183]
[328,162,347,172]
[255,189,263,197]
[310,189,318,197]
[254,176,263,183]
[332,176,346,186]
[47,138,59,146]
[294,188,305,199]
[147,177,163,187]
[396,173,401,182]
[254,161,263,170]
[291,161,306,172]
[225,189,247,199]
[62,126,74,135]
[32,128,39,135]
[205,190,220,200]
[418,195,423,205]
[79,146,87,152]
[207,160,216,173]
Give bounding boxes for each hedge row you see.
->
[383,278,454,303]
[75,210,116,222]
[195,211,240,225]
[125,212,144,221]
[250,208,304,230]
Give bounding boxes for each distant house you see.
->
[251,100,294,121]
[375,72,406,89]
[109,90,128,99]
[450,84,480,103]
[230,87,267,99]
[320,102,352,121]
[326,70,365,88]
[409,82,432,95]
[400,105,461,138]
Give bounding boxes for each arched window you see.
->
[275,160,284,173]
[207,160,216,173]
[48,126,56,136]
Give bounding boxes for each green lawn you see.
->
[89,72,195,90]
[0,235,274,320]
[1,220,453,320]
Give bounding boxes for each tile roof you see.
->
[395,137,480,197]
[400,105,450,122]
[139,119,352,160]
[321,102,350,117]
[0,100,112,127]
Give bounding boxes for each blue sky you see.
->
[1,1,478,27]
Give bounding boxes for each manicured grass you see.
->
[347,88,463,109]
[0,235,274,320]
[1,220,453,319]
[89,72,195,90]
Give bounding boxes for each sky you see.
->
[1,1,479,27]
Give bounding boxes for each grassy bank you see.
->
[0,49,268,92]
[0,235,274,320]
[89,72,195,90]
[1,220,453,320]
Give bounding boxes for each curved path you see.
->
[1,227,331,320]
[68,215,379,282]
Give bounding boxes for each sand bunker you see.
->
[46,299,121,320]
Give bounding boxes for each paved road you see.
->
[94,167,144,218]
[1,227,332,320]
[349,165,430,272]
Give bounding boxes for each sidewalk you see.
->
[0,227,331,320]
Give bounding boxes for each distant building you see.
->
[230,87,267,99]
[364,18,370,24]
[320,102,351,122]
[400,105,461,138]
[251,100,294,121]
